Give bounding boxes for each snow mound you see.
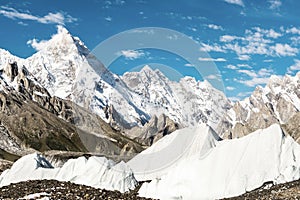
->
[137,124,300,199]
[0,153,137,193]
[127,124,221,181]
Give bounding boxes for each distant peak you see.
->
[141,65,153,72]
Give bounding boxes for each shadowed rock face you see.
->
[125,114,179,146]
[0,62,144,162]
[282,112,300,144]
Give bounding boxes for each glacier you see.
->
[0,153,137,193]
[129,124,300,199]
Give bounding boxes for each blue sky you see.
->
[1,0,300,100]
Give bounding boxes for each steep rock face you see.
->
[282,112,300,144]
[220,73,300,141]
[125,114,179,146]
[0,62,144,161]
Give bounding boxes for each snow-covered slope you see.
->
[0,153,137,193]
[220,72,300,139]
[127,124,221,181]
[122,66,231,131]
[136,124,300,199]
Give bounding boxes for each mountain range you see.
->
[0,26,300,199]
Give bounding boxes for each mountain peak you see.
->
[27,25,89,57]
[140,65,154,73]
[57,25,70,35]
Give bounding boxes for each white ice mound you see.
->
[0,153,137,193]
[127,124,221,181]
[137,124,300,199]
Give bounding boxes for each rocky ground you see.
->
[0,180,154,200]
[227,179,300,200]
[0,179,299,199]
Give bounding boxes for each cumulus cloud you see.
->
[237,68,274,87]
[287,59,300,74]
[198,57,227,62]
[226,86,235,91]
[269,0,282,9]
[204,27,298,58]
[207,24,223,30]
[270,43,298,56]
[224,0,244,7]
[253,27,282,38]
[0,6,77,25]
[205,74,221,80]
[237,54,251,60]
[199,43,226,53]
[220,35,240,42]
[27,39,48,51]
[239,77,271,87]
[286,27,300,35]
[118,49,145,60]
[238,69,257,77]
[225,64,238,70]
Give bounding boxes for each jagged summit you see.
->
[218,70,300,139]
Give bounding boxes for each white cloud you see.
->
[269,0,282,9]
[205,74,222,80]
[105,16,112,22]
[226,86,235,91]
[286,27,300,35]
[17,21,28,26]
[184,63,195,67]
[237,68,274,87]
[198,57,227,62]
[290,36,300,45]
[237,64,252,68]
[214,27,298,57]
[220,35,240,42]
[27,38,48,51]
[238,69,257,78]
[199,43,226,53]
[119,49,145,60]
[239,77,270,87]
[257,68,273,76]
[263,59,273,62]
[237,54,251,60]
[270,43,298,56]
[237,91,252,97]
[287,59,300,74]
[253,27,282,38]
[0,6,77,25]
[225,64,238,70]
[207,24,223,30]
[224,0,244,7]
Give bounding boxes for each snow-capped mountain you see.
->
[220,72,300,139]
[0,26,232,137]
[24,26,147,128]
[2,25,299,144]
[122,66,231,131]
